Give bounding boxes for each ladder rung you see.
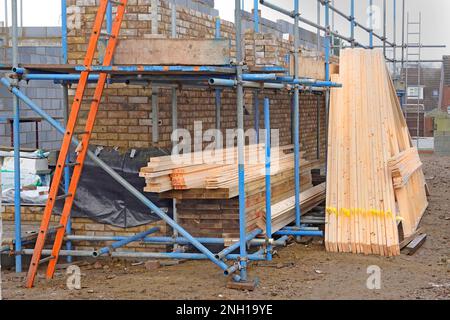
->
[84,98,100,103]
[39,256,55,265]
[37,224,64,235]
[73,131,90,135]
[109,0,124,5]
[65,162,81,168]
[55,193,73,201]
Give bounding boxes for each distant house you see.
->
[401,66,442,137]
[433,55,450,155]
[440,55,450,113]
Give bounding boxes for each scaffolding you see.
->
[0,0,442,288]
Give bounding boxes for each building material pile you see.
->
[140,145,316,196]
[140,146,326,237]
[325,49,428,256]
[258,182,326,233]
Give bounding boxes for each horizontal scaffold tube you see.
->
[20,74,101,81]
[208,78,286,89]
[93,227,159,257]
[0,77,232,274]
[215,229,262,260]
[259,0,293,17]
[276,76,342,87]
[17,249,267,261]
[14,72,277,83]
[75,65,235,73]
[274,230,324,237]
[242,73,277,81]
[66,234,289,246]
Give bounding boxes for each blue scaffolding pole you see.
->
[235,0,249,284]
[61,0,72,264]
[11,0,22,273]
[264,97,272,260]
[253,0,260,32]
[215,17,222,131]
[293,0,301,228]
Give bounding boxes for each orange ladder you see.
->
[25,0,128,288]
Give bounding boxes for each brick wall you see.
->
[67,0,327,160]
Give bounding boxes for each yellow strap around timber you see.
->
[326,207,398,220]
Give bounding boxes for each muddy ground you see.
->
[1,154,449,300]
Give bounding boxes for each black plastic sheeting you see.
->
[54,146,172,228]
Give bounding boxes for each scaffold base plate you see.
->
[226,278,258,291]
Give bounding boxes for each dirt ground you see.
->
[1,154,449,300]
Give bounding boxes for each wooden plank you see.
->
[114,38,231,65]
[399,227,424,249]
[402,233,427,255]
[289,55,339,80]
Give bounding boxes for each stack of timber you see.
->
[139,146,326,238]
[139,145,318,195]
[139,145,265,193]
[325,49,428,256]
[258,182,326,233]
[172,167,319,238]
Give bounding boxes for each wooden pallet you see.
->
[175,168,315,238]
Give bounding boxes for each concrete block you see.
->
[46,27,62,38]
[23,27,47,38]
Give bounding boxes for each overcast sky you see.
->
[1,0,449,60]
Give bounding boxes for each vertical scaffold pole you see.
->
[350,0,355,48]
[369,0,374,48]
[215,17,221,131]
[235,0,247,282]
[264,97,272,261]
[12,0,21,273]
[401,0,405,71]
[324,0,330,178]
[254,92,259,143]
[383,0,386,58]
[293,0,301,228]
[171,3,178,245]
[317,0,320,52]
[393,0,397,75]
[324,0,330,81]
[4,0,8,27]
[61,0,72,263]
[253,0,259,143]
[107,0,112,34]
[253,0,259,32]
